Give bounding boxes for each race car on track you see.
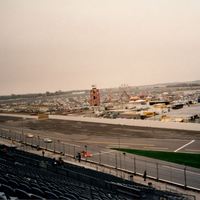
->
[82,151,93,158]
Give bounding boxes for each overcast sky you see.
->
[0,0,200,95]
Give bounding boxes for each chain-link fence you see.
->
[0,127,200,192]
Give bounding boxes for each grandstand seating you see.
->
[0,144,188,199]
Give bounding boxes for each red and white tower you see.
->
[89,85,100,106]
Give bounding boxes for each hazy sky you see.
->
[0,0,200,95]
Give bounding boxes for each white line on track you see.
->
[174,140,195,152]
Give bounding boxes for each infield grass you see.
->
[113,148,200,169]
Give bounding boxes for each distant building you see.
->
[89,85,100,106]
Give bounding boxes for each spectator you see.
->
[58,157,64,166]
[77,152,81,162]
[52,158,57,167]
[143,170,147,181]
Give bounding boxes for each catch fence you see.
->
[0,127,199,193]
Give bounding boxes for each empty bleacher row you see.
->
[0,144,189,200]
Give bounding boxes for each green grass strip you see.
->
[112,148,200,169]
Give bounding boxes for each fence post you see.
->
[119,152,122,169]
[184,166,187,189]
[8,129,11,139]
[134,157,136,175]
[99,151,101,165]
[123,152,126,170]
[156,163,159,181]
[85,145,88,161]
[74,145,76,159]
[14,131,17,141]
[63,143,65,155]
[53,140,55,152]
[115,152,118,169]
[68,144,70,155]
